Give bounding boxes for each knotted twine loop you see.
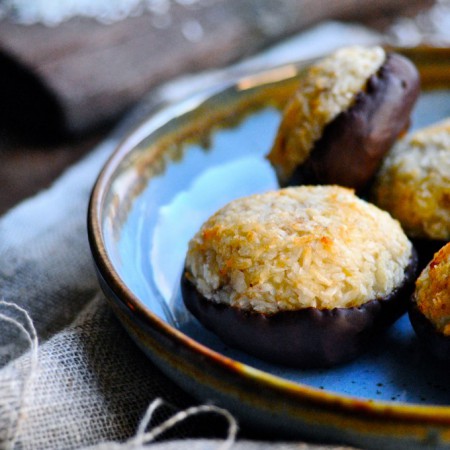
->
[0,300,39,450]
[129,398,238,450]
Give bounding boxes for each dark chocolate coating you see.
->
[411,238,448,273]
[409,298,450,364]
[182,249,418,368]
[287,52,420,192]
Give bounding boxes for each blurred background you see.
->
[0,0,448,215]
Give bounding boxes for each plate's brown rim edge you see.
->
[87,45,450,427]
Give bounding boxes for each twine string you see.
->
[0,300,39,450]
[132,398,238,450]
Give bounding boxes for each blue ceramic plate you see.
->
[89,47,450,449]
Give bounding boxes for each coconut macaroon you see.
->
[267,46,419,191]
[373,119,450,242]
[409,242,450,362]
[182,185,417,368]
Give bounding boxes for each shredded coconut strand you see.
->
[268,45,385,183]
[373,118,450,240]
[186,185,412,313]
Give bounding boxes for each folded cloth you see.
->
[0,22,378,450]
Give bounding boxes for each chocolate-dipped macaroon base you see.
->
[411,238,447,273]
[182,250,418,369]
[408,242,450,364]
[288,53,420,192]
[409,299,450,364]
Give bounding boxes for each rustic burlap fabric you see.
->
[0,23,377,450]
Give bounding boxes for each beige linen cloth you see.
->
[0,22,384,450]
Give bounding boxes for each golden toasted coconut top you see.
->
[373,118,450,240]
[185,185,412,314]
[267,46,385,184]
[415,242,450,336]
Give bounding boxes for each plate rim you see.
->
[87,50,450,431]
